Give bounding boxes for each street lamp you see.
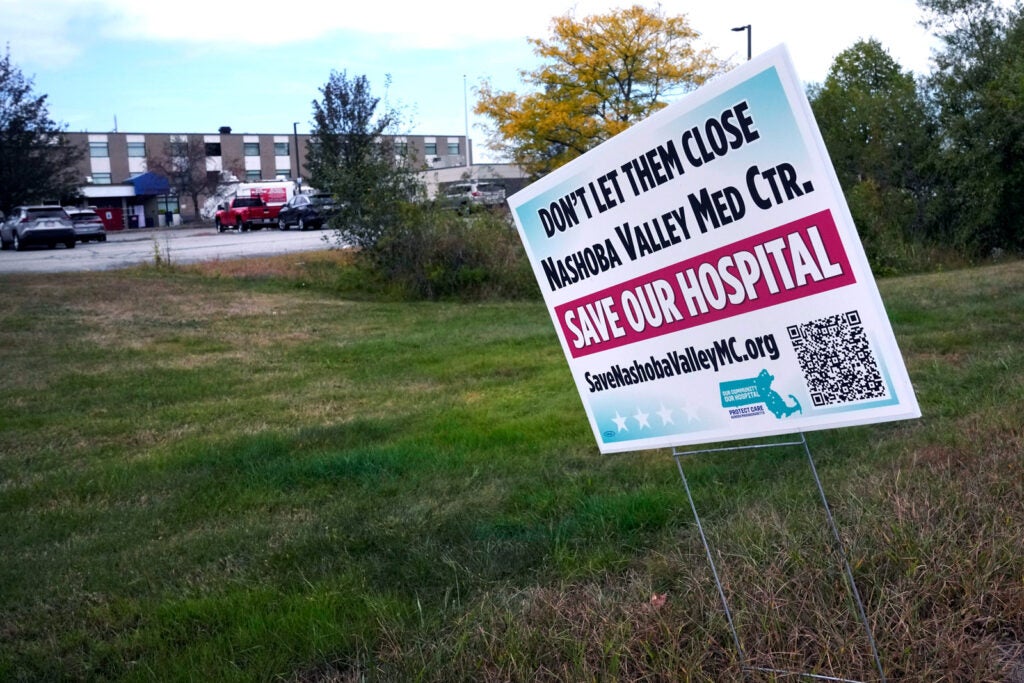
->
[732,24,752,61]
[292,122,301,188]
[463,74,471,175]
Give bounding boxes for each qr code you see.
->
[787,311,887,407]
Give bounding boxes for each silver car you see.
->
[66,208,108,243]
[442,181,507,209]
[0,205,77,250]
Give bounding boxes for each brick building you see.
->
[65,130,472,229]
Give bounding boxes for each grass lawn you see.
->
[1,254,1022,681]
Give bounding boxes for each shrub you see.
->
[361,204,539,301]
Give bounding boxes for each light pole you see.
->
[732,24,751,61]
[463,74,471,176]
[292,122,301,188]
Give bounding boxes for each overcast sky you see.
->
[2,0,940,162]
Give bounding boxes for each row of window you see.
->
[91,142,147,157]
[245,170,291,181]
[86,137,463,185]
[243,142,290,157]
[424,142,460,156]
[86,170,295,185]
[89,140,462,159]
[90,141,293,158]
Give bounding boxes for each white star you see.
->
[633,407,651,429]
[681,400,700,422]
[612,411,629,432]
[657,403,674,425]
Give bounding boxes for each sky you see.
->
[1,0,942,163]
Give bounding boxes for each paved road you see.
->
[0,225,343,274]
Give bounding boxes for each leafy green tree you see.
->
[475,5,724,177]
[308,70,420,253]
[0,48,83,214]
[308,71,532,301]
[920,0,1024,253]
[808,39,938,273]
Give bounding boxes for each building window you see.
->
[127,142,146,157]
[274,142,289,156]
[157,196,180,214]
[395,141,408,156]
[245,170,261,181]
[169,141,188,157]
[424,142,437,156]
[244,142,260,156]
[275,169,290,179]
[92,173,112,184]
[447,141,460,155]
[89,142,109,158]
[205,142,222,156]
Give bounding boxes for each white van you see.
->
[443,181,506,209]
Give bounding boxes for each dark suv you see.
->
[277,193,339,230]
[1,205,77,250]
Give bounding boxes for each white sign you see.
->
[508,45,920,454]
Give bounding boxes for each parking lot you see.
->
[0,224,340,274]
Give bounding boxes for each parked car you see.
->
[0,205,76,250]
[277,193,339,230]
[215,196,279,232]
[65,208,108,243]
[442,181,506,210]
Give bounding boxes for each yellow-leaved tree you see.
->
[475,5,725,178]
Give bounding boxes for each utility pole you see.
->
[464,74,471,176]
[292,122,301,189]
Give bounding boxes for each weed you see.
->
[150,233,173,268]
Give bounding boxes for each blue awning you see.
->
[124,172,171,196]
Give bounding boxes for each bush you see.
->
[357,203,540,301]
[845,179,973,276]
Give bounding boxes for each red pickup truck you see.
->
[214,196,280,232]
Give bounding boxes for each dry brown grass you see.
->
[180,249,357,279]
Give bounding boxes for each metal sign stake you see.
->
[672,433,886,682]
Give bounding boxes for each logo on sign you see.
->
[720,369,802,419]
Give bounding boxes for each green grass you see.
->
[1,258,1023,681]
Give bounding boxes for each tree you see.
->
[475,5,725,177]
[920,0,1024,253]
[145,136,223,220]
[808,39,938,272]
[0,47,83,214]
[308,70,420,253]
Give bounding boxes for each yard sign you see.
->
[507,45,920,454]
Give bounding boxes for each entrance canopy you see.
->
[125,172,171,196]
